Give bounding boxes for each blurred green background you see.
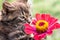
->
[0,0,60,40]
[33,0,60,20]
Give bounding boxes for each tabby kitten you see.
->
[0,0,33,40]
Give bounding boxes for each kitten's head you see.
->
[0,0,31,23]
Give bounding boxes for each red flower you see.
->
[24,13,60,40]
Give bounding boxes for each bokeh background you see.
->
[33,0,60,20]
[0,0,60,40]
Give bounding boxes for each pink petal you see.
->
[41,14,46,20]
[39,33,46,38]
[44,14,50,20]
[48,17,57,26]
[25,28,34,34]
[48,25,55,31]
[36,13,41,20]
[47,30,52,35]
[47,23,59,35]
[37,14,50,21]
[42,14,50,24]
[48,23,60,31]
[34,35,41,40]
[24,24,36,34]
[34,33,46,40]
[54,23,60,29]
[32,19,37,25]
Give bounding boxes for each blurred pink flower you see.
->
[24,13,60,40]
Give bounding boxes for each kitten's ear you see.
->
[3,2,16,11]
[23,0,28,2]
[2,2,11,14]
[3,2,11,9]
[17,0,28,3]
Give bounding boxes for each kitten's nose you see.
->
[26,17,32,23]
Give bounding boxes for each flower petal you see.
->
[34,35,41,40]
[24,24,36,34]
[54,23,60,29]
[47,23,60,37]
[49,17,57,26]
[47,30,52,35]
[36,13,41,20]
[32,19,37,25]
[34,33,46,40]
[41,14,46,20]
[39,33,46,38]
[48,23,60,31]
[42,14,50,23]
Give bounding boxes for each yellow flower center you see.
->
[36,20,49,33]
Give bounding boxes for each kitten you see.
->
[0,0,33,40]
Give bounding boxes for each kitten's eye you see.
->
[14,34,20,38]
[20,16,25,19]
[22,17,25,18]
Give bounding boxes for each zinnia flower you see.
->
[24,13,60,40]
